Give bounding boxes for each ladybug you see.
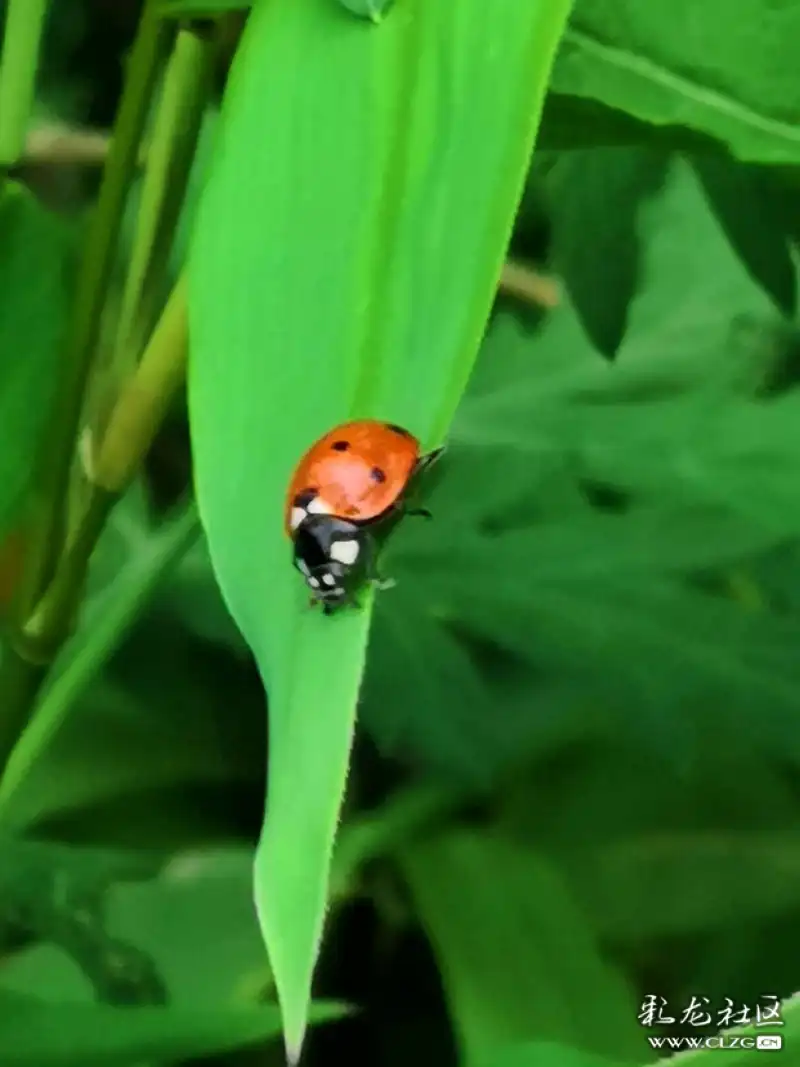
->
[285,419,443,614]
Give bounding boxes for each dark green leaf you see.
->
[546,147,670,357]
[538,93,710,152]
[552,0,800,164]
[2,849,268,1005]
[399,831,646,1065]
[0,499,201,823]
[0,183,70,539]
[557,833,800,941]
[158,0,250,16]
[161,532,248,653]
[475,1043,629,1067]
[461,156,778,443]
[691,153,797,316]
[363,588,497,786]
[3,619,263,831]
[435,576,800,763]
[0,987,344,1066]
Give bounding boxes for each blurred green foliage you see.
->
[1,0,800,1065]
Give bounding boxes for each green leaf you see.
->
[352,153,800,780]
[331,782,463,897]
[361,585,506,786]
[475,1043,629,1067]
[461,156,779,440]
[555,833,800,941]
[437,575,800,763]
[0,501,200,824]
[400,502,789,590]
[3,617,263,831]
[552,0,800,164]
[0,844,348,1062]
[0,182,70,539]
[758,169,800,252]
[538,93,707,153]
[0,986,344,1067]
[691,154,797,316]
[398,830,647,1066]
[455,159,800,534]
[362,601,614,784]
[158,0,251,15]
[496,743,800,938]
[188,0,574,1057]
[361,471,788,782]
[161,532,249,653]
[546,147,670,357]
[2,849,268,1005]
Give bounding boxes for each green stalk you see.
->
[0,0,50,169]
[109,26,213,383]
[0,273,189,782]
[0,3,173,777]
[13,3,172,627]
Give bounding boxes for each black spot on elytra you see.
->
[331,440,350,451]
[385,422,412,438]
[294,487,319,507]
[370,466,387,483]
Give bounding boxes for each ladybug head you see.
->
[292,514,363,608]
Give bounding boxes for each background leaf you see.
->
[551,0,800,163]
[0,499,201,825]
[399,830,647,1066]
[0,987,343,1066]
[0,182,70,539]
[545,147,669,357]
[692,153,797,316]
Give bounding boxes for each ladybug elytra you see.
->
[285,419,443,614]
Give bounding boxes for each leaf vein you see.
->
[561,27,800,147]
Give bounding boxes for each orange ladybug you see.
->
[285,419,443,614]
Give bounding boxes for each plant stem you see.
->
[12,3,172,628]
[0,0,50,169]
[109,27,212,385]
[0,652,47,778]
[498,259,560,308]
[21,274,188,658]
[29,275,189,640]
[93,273,189,492]
[0,273,190,780]
[0,3,173,774]
[32,273,188,631]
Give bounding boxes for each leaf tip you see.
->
[285,1033,306,1067]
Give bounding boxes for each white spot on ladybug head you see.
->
[296,558,310,576]
[329,539,359,566]
[306,496,332,516]
[322,573,337,587]
[290,506,306,530]
[307,575,320,589]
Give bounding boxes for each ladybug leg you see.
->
[402,445,444,518]
[416,441,448,480]
[401,505,433,520]
[362,533,397,592]
[413,444,445,477]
